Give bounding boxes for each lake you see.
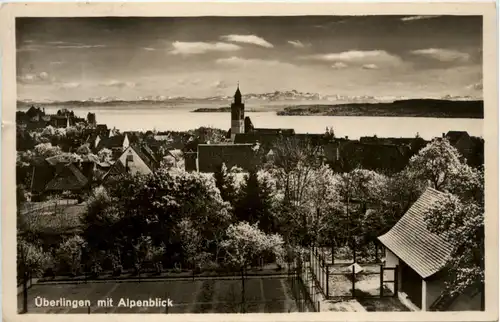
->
[22,105,483,140]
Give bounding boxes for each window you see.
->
[126,154,133,162]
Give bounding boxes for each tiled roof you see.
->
[103,159,127,180]
[197,143,258,173]
[45,164,89,191]
[445,131,469,145]
[378,188,453,279]
[96,134,126,150]
[253,128,295,135]
[130,144,155,171]
[30,163,56,193]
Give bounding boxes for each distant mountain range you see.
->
[17,90,481,108]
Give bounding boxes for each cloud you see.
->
[213,80,229,89]
[467,82,483,91]
[18,42,106,52]
[410,48,471,63]
[220,35,274,48]
[56,44,106,49]
[47,41,74,45]
[101,80,137,88]
[38,72,49,80]
[288,40,305,48]
[170,41,241,55]
[17,72,54,84]
[50,61,65,65]
[17,45,42,53]
[302,50,403,67]
[362,64,379,70]
[143,47,156,51]
[216,57,294,69]
[57,82,81,89]
[331,62,348,69]
[400,15,440,22]
[177,78,202,86]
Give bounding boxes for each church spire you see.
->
[234,82,242,104]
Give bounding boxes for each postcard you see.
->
[1,2,498,322]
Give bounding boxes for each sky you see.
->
[16,16,483,102]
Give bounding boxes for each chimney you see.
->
[442,133,445,138]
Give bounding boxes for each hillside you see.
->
[276,99,484,118]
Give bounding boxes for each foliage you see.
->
[132,235,159,272]
[33,143,62,158]
[97,148,113,163]
[274,165,341,246]
[17,236,53,278]
[177,218,202,268]
[76,144,92,155]
[407,138,463,190]
[220,222,285,271]
[84,170,231,270]
[214,163,237,205]
[55,235,86,275]
[234,169,275,233]
[189,126,226,144]
[82,186,120,251]
[424,167,484,296]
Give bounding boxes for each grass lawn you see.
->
[19,277,299,314]
[357,297,410,312]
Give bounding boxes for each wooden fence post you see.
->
[353,239,357,264]
[394,265,399,297]
[351,265,356,298]
[379,264,384,297]
[326,267,329,299]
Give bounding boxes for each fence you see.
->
[287,252,320,312]
[317,242,383,265]
[308,246,398,300]
[20,199,79,215]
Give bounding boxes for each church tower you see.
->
[230,83,245,140]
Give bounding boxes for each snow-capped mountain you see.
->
[17,89,482,107]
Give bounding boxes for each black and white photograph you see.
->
[6,3,497,318]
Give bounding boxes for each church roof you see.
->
[234,85,242,97]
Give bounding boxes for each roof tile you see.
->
[378,187,453,278]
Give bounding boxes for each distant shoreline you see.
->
[18,98,484,119]
[191,107,260,113]
[191,99,484,119]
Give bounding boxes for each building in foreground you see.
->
[378,187,483,311]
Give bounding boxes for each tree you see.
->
[132,235,155,276]
[33,143,62,158]
[424,167,484,299]
[82,186,120,255]
[177,218,202,269]
[55,235,86,276]
[17,236,53,313]
[274,165,341,247]
[234,168,276,234]
[97,148,113,163]
[76,143,92,155]
[407,138,463,190]
[270,136,321,203]
[213,163,237,205]
[220,222,284,311]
